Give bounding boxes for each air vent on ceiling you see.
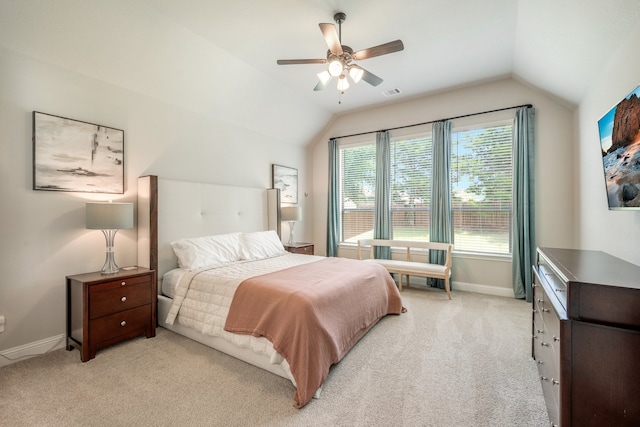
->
[382,88,401,97]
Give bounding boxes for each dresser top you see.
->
[538,247,640,290]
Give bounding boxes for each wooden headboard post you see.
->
[137,175,158,273]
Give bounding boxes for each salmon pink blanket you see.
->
[224,257,403,408]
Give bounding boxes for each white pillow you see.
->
[170,232,242,270]
[239,230,286,260]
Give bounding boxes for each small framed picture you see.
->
[272,164,298,204]
[33,111,124,194]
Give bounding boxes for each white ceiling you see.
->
[147,0,640,113]
[1,0,639,146]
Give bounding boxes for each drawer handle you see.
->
[553,335,560,342]
[541,342,549,347]
[121,296,127,302]
[121,281,126,286]
[536,329,544,334]
[120,320,126,327]
[540,376,548,382]
[537,360,543,365]
[542,308,550,313]
[536,298,543,303]
[552,379,560,386]
[555,288,566,293]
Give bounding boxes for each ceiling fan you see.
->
[277,12,404,92]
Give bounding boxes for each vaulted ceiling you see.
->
[1,1,639,146]
[147,0,640,112]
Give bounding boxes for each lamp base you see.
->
[101,250,120,275]
[100,229,120,275]
[287,221,296,246]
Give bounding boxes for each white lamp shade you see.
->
[349,66,364,83]
[86,202,134,230]
[337,75,350,91]
[281,206,301,222]
[328,59,343,77]
[317,70,332,85]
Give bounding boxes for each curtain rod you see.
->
[331,103,533,140]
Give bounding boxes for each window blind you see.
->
[451,123,513,254]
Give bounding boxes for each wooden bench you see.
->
[357,239,453,299]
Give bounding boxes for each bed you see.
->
[137,175,403,408]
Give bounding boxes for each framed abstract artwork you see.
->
[32,111,124,194]
[272,164,298,204]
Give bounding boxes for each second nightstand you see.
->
[284,243,314,255]
[66,267,156,362]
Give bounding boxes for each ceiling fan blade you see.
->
[353,40,404,60]
[360,67,383,86]
[319,23,343,55]
[314,80,327,91]
[277,59,326,65]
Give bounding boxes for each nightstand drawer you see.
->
[90,281,152,319]
[90,304,151,344]
[284,243,314,255]
[90,274,150,292]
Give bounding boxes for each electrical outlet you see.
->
[0,315,5,333]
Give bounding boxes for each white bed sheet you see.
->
[162,269,185,298]
[164,253,323,373]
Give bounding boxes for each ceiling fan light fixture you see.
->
[317,70,332,85]
[337,74,350,91]
[348,66,364,83]
[276,11,404,100]
[328,57,343,76]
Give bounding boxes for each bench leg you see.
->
[445,277,452,300]
[398,274,403,292]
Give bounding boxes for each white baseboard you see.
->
[452,280,515,298]
[403,276,516,298]
[0,334,66,368]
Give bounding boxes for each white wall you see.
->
[576,27,640,265]
[0,47,310,353]
[311,78,576,295]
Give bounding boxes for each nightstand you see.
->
[284,243,314,255]
[66,267,156,362]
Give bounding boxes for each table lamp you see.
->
[86,202,134,274]
[281,206,301,246]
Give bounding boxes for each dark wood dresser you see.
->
[532,247,640,426]
[66,267,156,362]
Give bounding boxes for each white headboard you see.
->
[137,176,280,283]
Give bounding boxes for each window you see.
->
[451,123,513,254]
[340,143,376,242]
[338,120,513,256]
[339,133,433,243]
[390,135,432,240]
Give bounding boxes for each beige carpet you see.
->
[0,288,549,426]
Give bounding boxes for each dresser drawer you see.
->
[90,281,152,319]
[89,304,151,344]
